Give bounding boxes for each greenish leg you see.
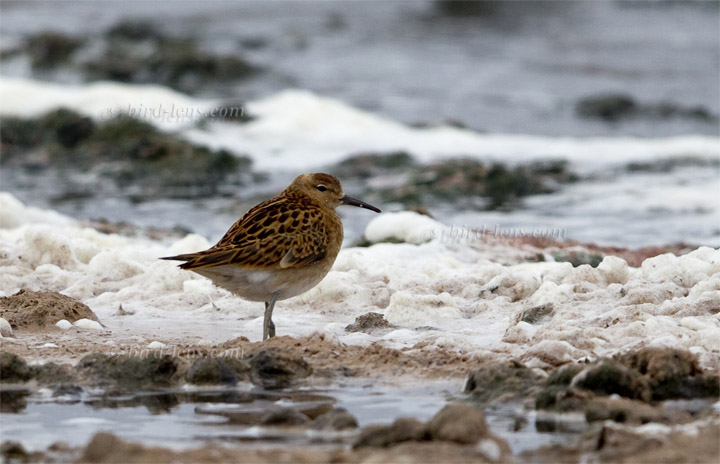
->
[263,292,279,341]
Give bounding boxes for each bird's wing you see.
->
[162,200,329,270]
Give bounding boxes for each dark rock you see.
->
[83,21,259,94]
[574,360,651,402]
[0,116,47,158]
[1,109,254,197]
[249,348,311,389]
[626,156,719,174]
[577,93,717,123]
[331,151,416,179]
[0,352,31,383]
[576,94,638,121]
[552,249,604,268]
[520,303,554,324]
[0,440,29,461]
[295,401,334,420]
[536,385,594,412]
[547,364,585,387]
[584,397,692,425]
[30,362,76,386]
[259,407,310,426]
[53,384,83,397]
[311,408,359,430]
[345,312,395,333]
[77,353,178,389]
[106,20,163,41]
[186,356,250,385]
[0,289,100,331]
[26,32,83,69]
[41,108,95,148]
[424,403,489,444]
[353,417,424,448]
[535,364,586,410]
[464,361,542,405]
[0,388,30,413]
[434,0,499,16]
[619,348,719,400]
[362,158,574,210]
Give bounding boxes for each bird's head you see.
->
[290,173,381,213]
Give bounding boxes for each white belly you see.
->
[193,263,331,302]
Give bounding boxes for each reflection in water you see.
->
[0,388,31,413]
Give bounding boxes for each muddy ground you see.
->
[1,289,719,463]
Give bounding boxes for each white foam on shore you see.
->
[1,196,718,369]
[0,77,211,131]
[1,77,718,173]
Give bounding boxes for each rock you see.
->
[74,318,103,330]
[41,107,95,148]
[464,361,542,405]
[345,312,395,333]
[30,362,76,386]
[0,352,31,383]
[26,32,83,69]
[0,441,29,462]
[434,0,500,17]
[186,356,250,385]
[552,249,604,267]
[249,348,311,389]
[0,289,100,331]
[330,155,575,211]
[77,353,178,389]
[353,418,425,448]
[81,432,131,463]
[106,20,163,41]
[576,93,717,123]
[584,397,691,425]
[535,364,586,411]
[83,21,259,93]
[331,151,416,179]
[259,407,310,427]
[520,303,554,324]
[55,320,73,330]
[311,408,359,430]
[573,360,651,402]
[619,348,719,400]
[295,401,334,420]
[0,317,13,337]
[52,384,83,397]
[0,388,30,413]
[424,403,489,445]
[580,421,720,464]
[576,94,637,121]
[1,110,254,198]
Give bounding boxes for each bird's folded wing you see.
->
[164,220,328,270]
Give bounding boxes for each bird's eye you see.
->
[316,185,327,192]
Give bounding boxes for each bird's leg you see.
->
[263,292,279,340]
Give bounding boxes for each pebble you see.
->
[0,317,13,337]
[56,319,73,330]
[73,319,103,330]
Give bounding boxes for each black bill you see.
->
[341,195,381,213]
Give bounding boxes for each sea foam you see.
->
[1,196,717,368]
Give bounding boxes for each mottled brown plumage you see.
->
[163,173,380,340]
